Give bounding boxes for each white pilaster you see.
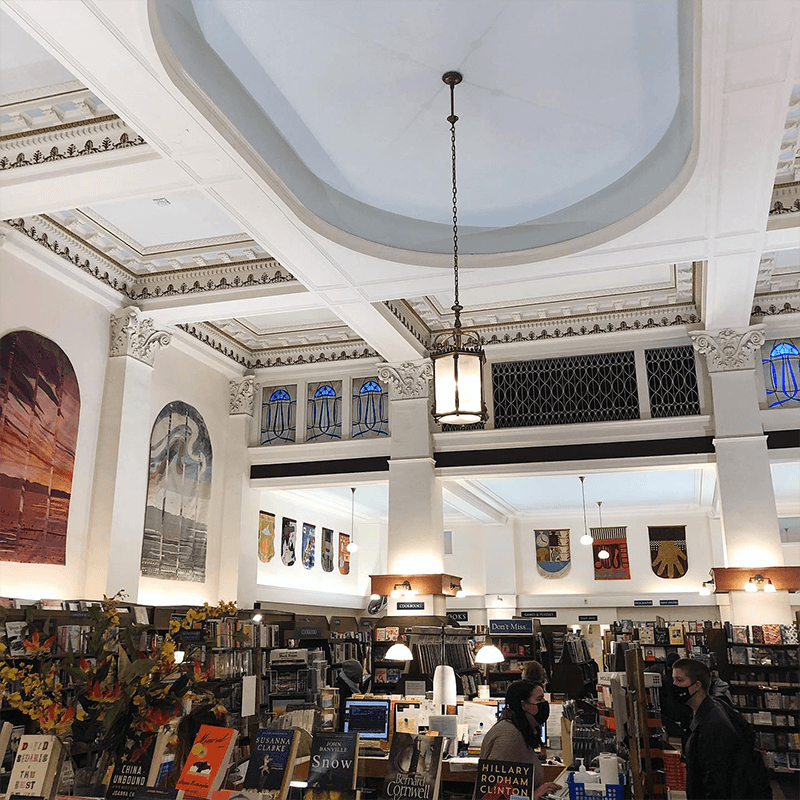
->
[690,325,791,623]
[378,360,445,574]
[217,376,258,606]
[84,308,171,601]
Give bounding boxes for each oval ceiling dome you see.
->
[152,0,695,261]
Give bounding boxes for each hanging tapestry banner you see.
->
[535,529,571,578]
[648,525,688,578]
[281,517,296,566]
[258,511,275,563]
[321,527,334,572]
[338,532,350,575]
[592,526,630,580]
[302,522,316,569]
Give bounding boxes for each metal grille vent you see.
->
[492,351,639,428]
[645,345,701,418]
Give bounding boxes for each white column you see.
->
[84,308,171,601]
[217,376,258,607]
[378,361,446,587]
[690,325,791,623]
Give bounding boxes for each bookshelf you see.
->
[717,622,800,772]
[549,632,598,700]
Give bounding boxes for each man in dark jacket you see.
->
[672,658,742,799]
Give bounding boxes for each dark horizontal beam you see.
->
[250,456,389,480]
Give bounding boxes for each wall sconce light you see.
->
[699,581,713,596]
[391,580,415,598]
[369,593,381,601]
[450,581,466,598]
[744,574,776,592]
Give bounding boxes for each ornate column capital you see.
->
[109,307,171,367]
[377,360,433,400]
[689,324,765,373]
[229,375,256,416]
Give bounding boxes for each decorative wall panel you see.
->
[302,522,316,569]
[338,533,350,575]
[140,402,212,582]
[591,526,631,580]
[648,525,688,578]
[534,529,571,578]
[0,331,79,565]
[258,511,275,563]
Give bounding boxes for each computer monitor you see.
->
[495,701,506,717]
[343,698,391,741]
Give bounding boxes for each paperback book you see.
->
[243,729,300,799]
[174,725,238,799]
[380,734,444,800]
[475,759,535,800]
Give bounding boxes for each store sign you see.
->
[447,611,468,622]
[634,600,653,606]
[659,599,679,606]
[489,619,534,635]
[298,626,324,637]
[397,601,425,611]
[521,611,557,618]
[578,615,598,622]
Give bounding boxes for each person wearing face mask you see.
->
[521,661,551,730]
[672,658,766,799]
[477,680,561,800]
[336,659,366,730]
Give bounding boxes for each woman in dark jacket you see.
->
[479,680,560,800]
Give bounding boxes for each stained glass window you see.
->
[352,377,389,438]
[763,340,800,408]
[261,385,296,444]
[307,381,342,441]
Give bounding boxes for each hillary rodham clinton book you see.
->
[475,759,535,800]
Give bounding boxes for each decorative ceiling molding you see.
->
[382,299,431,349]
[0,85,103,130]
[405,261,699,332]
[0,117,146,171]
[479,307,701,347]
[773,83,799,186]
[2,216,296,301]
[215,316,361,350]
[177,321,380,371]
[52,208,271,274]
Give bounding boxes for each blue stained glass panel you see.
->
[763,339,800,408]
[307,381,341,441]
[352,377,389,438]
[261,385,296,444]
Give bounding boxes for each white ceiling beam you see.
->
[442,480,512,525]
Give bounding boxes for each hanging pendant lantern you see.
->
[431,72,487,426]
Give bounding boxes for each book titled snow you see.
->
[380,734,444,800]
[175,725,238,799]
[306,732,359,791]
[475,759,535,800]
[243,729,299,799]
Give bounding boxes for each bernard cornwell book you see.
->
[380,734,444,800]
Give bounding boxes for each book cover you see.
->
[5,621,28,657]
[780,624,798,645]
[304,792,359,800]
[107,730,166,800]
[475,759,535,800]
[8,735,63,799]
[210,792,261,800]
[750,625,765,645]
[242,728,299,798]
[638,627,655,645]
[132,790,179,800]
[380,734,444,800]
[731,625,749,644]
[762,624,781,645]
[668,625,684,646]
[306,732,359,790]
[653,627,669,646]
[175,725,237,799]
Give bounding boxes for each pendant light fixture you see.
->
[579,476,592,545]
[596,501,610,559]
[346,487,358,553]
[431,71,487,426]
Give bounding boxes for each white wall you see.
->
[0,245,109,599]
[137,342,233,607]
[254,489,385,609]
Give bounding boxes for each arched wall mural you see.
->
[140,401,212,582]
[0,330,80,565]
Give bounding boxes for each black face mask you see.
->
[671,682,694,704]
[534,699,550,725]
